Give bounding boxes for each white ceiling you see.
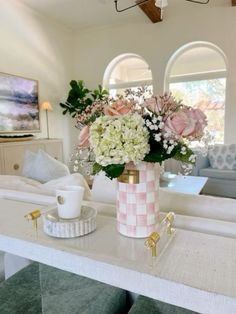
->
[21,0,230,31]
[22,0,147,30]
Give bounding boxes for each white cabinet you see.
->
[0,139,63,175]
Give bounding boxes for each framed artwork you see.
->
[0,72,40,133]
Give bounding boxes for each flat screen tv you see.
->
[0,72,40,133]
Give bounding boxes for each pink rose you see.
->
[184,107,206,121]
[104,99,133,116]
[143,94,176,114]
[183,107,207,138]
[78,125,90,148]
[165,107,207,139]
[144,97,159,114]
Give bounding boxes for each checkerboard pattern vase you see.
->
[117,162,160,238]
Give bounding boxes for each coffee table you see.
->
[160,175,208,194]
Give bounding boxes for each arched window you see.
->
[165,42,227,143]
[103,53,153,97]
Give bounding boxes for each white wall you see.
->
[0,0,74,162]
[1,0,236,164]
[73,0,236,145]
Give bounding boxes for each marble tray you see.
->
[42,206,97,238]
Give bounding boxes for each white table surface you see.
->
[0,198,236,314]
[160,175,208,194]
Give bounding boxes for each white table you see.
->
[160,175,208,194]
[0,198,236,314]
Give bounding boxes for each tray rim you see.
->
[42,205,97,238]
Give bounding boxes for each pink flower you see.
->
[78,125,90,148]
[143,94,177,115]
[143,97,160,114]
[185,108,207,137]
[165,107,207,139]
[104,99,133,116]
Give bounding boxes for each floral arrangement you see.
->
[76,91,207,179]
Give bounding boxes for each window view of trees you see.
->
[170,78,226,143]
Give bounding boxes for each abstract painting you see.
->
[0,72,40,133]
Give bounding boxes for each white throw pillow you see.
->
[21,150,37,178]
[23,149,70,183]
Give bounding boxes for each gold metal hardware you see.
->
[13,164,19,170]
[144,232,160,258]
[24,210,41,221]
[57,195,65,204]
[117,169,139,184]
[165,212,175,235]
[24,210,41,233]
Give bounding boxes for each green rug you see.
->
[0,262,127,314]
[0,262,41,313]
[129,295,199,314]
[0,251,5,283]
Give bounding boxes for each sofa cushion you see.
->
[22,149,70,183]
[208,144,236,170]
[21,150,37,178]
[199,167,236,180]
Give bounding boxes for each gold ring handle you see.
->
[165,212,175,235]
[145,232,160,257]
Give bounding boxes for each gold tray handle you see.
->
[145,232,160,258]
[24,209,41,233]
[165,212,175,235]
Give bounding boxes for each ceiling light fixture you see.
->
[155,0,168,19]
[186,0,209,3]
[155,0,168,8]
[114,0,149,12]
[114,0,209,13]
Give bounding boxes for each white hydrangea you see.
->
[90,113,150,166]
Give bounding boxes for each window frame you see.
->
[165,42,228,144]
[103,53,153,94]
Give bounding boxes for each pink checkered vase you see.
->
[117,162,160,238]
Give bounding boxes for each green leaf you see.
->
[92,163,125,179]
[144,151,165,163]
[60,80,108,119]
[91,85,109,101]
[92,162,103,175]
[144,135,169,163]
[172,146,195,164]
[70,80,78,89]
[103,164,125,180]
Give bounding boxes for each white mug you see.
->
[56,185,85,219]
